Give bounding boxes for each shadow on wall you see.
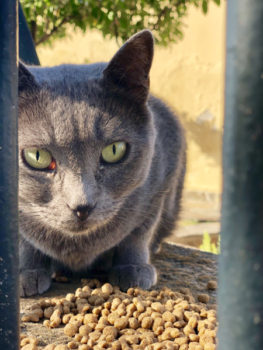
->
[182,113,222,167]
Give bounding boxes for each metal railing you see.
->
[218,1,263,348]
[0,1,19,349]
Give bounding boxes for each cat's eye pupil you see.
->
[36,150,40,161]
[101,141,126,164]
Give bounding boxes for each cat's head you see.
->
[18,30,156,237]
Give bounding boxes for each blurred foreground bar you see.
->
[219,1,263,349]
[0,1,19,349]
[19,3,40,65]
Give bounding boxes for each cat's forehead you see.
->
[19,92,130,149]
[19,64,145,148]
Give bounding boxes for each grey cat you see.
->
[18,30,186,297]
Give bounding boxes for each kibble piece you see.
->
[128,317,139,330]
[189,334,199,342]
[64,322,79,337]
[183,324,195,336]
[111,298,122,311]
[55,346,68,350]
[153,343,164,350]
[96,316,109,330]
[80,336,89,344]
[206,281,217,291]
[74,333,83,342]
[43,345,56,350]
[77,290,91,299]
[116,303,127,317]
[203,329,216,338]
[31,307,43,318]
[197,294,210,304]
[111,340,122,350]
[151,302,165,313]
[170,328,180,338]
[88,295,105,306]
[78,345,91,350]
[69,317,83,328]
[66,293,76,302]
[44,306,54,319]
[108,312,120,325]
[50,309,62,328]
[77,303,90,313]
[204,344,216,350]
[101,283,114,295]
[126,303,136,317]
[189,343,203,350]
[177,301,189,311]
[43,320,51,328]
[141,316,153,329]
[188,316,198,329]
[174,320,187,328]
[94,341,108,349]
[67,341,79,349]
[162,311,176,323]
[199,335,215,347]
[173,309,184,321]
[123,334,140,345]
[21,312,40,323]
[152,317,164,330]
[135,301,145,313]
[79,324,93,336]
[103,325,118,339]
[21,345,37,350]
[179,344,189,350]
[83,313,98,325]
[163,341,179,350]
[114,316,129,330]
[21,337,38,347]
[62,313,73,324]
[164,321,174,329]
[174,336,189,346]
[88,330,102,341]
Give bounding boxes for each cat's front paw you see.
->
[109,263,157,291]
[20,268,51,297]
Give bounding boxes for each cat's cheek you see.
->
[40,190,53,204]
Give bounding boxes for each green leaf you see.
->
[202,0,208,14]
[20,0,222,46]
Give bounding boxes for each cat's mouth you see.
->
[63,211,114,235]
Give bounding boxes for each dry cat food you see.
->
[21,279,217,350]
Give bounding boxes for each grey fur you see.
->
[18,30,186,296]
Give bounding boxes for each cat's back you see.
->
[148,95,186,182]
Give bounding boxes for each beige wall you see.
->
[37,2,226,195]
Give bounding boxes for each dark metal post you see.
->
[0,1,19,349]
[218,1,263,349]
[19,2,40,65]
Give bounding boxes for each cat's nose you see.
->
[73,205,95,221]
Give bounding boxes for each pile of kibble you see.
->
[20,279,217,350]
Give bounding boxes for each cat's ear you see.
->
[103,30,154,104]
[19,61,38,93]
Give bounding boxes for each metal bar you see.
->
[0,1,19,349]
[218,1,263,349]
[19,2,40,65]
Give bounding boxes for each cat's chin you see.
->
[63,218,110,236]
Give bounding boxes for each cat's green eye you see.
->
[23,148,55,170]
[101,142,127,164]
